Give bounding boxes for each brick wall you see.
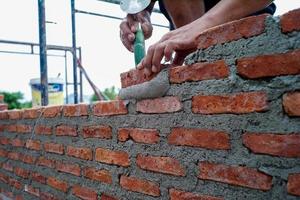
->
[0,95,7,112]
[0,8,300,200]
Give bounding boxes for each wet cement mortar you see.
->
[1,16,300,200]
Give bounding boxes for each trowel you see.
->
[120,0,151,66]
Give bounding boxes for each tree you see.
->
[0,91,32,109]
[91,86,118,101]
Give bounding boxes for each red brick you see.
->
[120,68,159,88]
[44,142,64,155]
[47,177,68,192]
[31,172,46,184]
[168,128,230,150]
[25,139,41,151]
[280,8,300,33]
[95,148,130,167]
[118,128,159,144]
[0,149,8,157]
[93,100,128,116]
[0,137,10,145]
[0,104,8,111]
[23,108,42,119]
[55,125,77,136]
[192,91,268,114]
[120,175,160,197]
[287,173,300,196]
[72,185,98,200]
[83,167,112,184]
[66,146,92,160]
[0,111,8,120]
[170,60,229,84]
[40,192,60,200]
[63,104,89,117]
[237,50,300,79]
[24,185,40,197]
[20,154,36,164]
[6,124,17,132]
[196,14,267,49]
[8,178,22,190]
[0,124,6,132]
[16,124,32,133]
[0,172,9,183]
[37,157,56,168]
[14,167,30,179]
[42,106,62,118]
[10,138,25,147]
[136,154,185,176]
[169,189,223,200]
[101,194,118,200]
[56,161,81,176]
[2,162,13,172]
[35,125,52,135]
[7,110,23,120]
[137,96,183,114]
[7,151,19,160]
[82,125,112,139]
[14,195,24,200]
[243,132,300,158]
[283,92,300,117]
[198,162,272,191]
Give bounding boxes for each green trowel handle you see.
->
[134,25,145,67]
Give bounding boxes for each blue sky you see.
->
[0,0,299,101]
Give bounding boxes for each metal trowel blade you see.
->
[120,0,151,14]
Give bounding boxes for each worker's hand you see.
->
[120,10,153,52]
[137,22,200,75]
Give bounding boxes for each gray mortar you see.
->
[118,68,170,100]
[1,14,300,200]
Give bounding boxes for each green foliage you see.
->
[91,86,118,101]
[0,91,32,109]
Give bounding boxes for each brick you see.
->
[20,154,36,164]
[7,110,23,120]
[137,96,183,114]
[7,151,19,160]
[136,154,185,176]
[0,111,8,120]
[56,161,81,176]
[31,172,46,184]
[280,8,300,33]
[63,104,89,117]
[0,149,8,157]
[44,142,64,155]
[16,124,32,133]
[118,128,159,144]
[40,192,60,200]
[35,125,52,135]
[243,132,300,158]
[14,195,24,200]
[0,124,6,132]
[120,68,159,88]
[83,167,112,184]
[95,148,130,167]
[0,104,8,111]
[101,194,118,200]
[192,91,268,114]
[55,125,77,136]
[168,128,230,150]
[37,157,56,168]
[198,162,272,191]
[2,162,13,172]
[0,137,10,145]
[6,124,17,132]
[42,105,62,118]
[82,125,112,139]
[47,177,68,193]
[72,185,98,200]
[169,189,223,200]
[10,138,25,147]
[287,173,300,196]
[170,60,229,83]
[14,167,30,179]
[0,172,8,183]
[237,50,300,79]
[120,175,160,197]
[8,178,22,190]
[93,100,128,116]
[23,108,41,119]
[24,185,40,197]
[66,146,92,160]
[0,94,3,102]
[196,14,267,49]
[25,139,41,151]
[283,92,300,117]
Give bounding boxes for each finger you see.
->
[164,42,176,62]
[127,14,138,32]
[172,52,185,66]
[151,43,165,72]
[137,58,145,70]
[141,22,153,39]
[143,44,156,73]
[120,22,134,52]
